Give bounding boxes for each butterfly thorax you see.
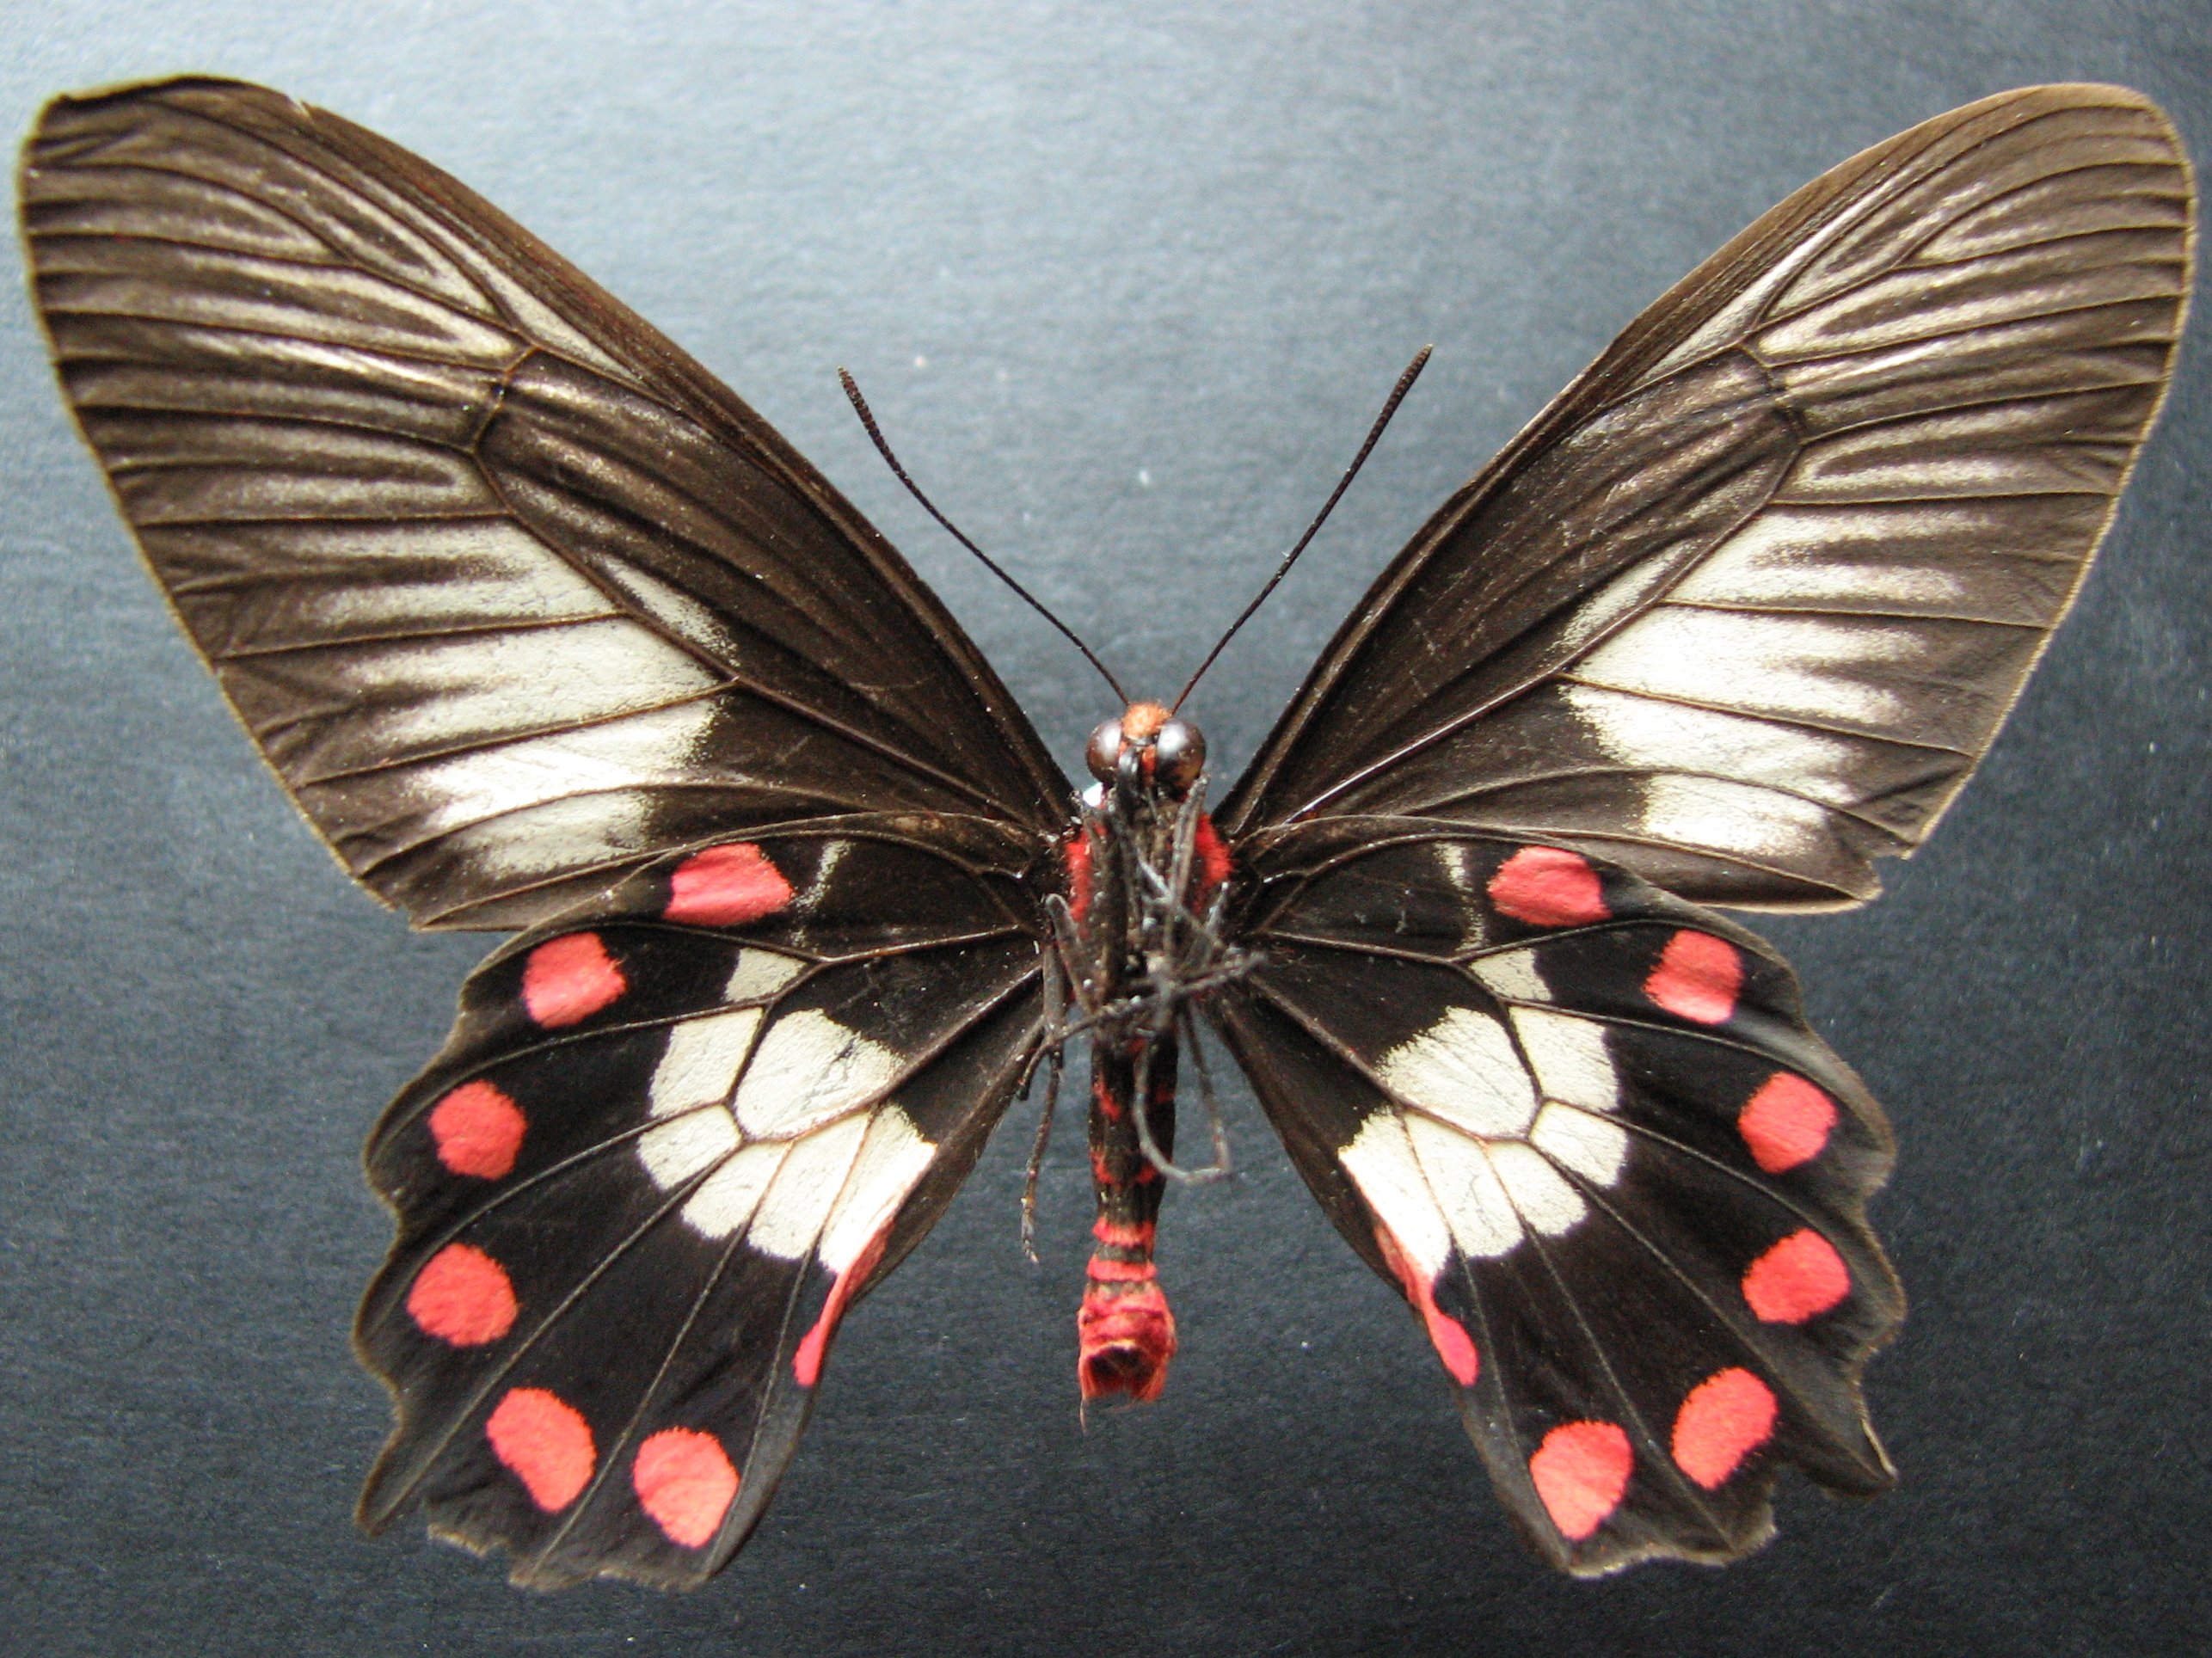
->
[1054,703,1238,1401]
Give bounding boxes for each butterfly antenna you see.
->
[840,369,1128,704]
[1171,346,1431,713]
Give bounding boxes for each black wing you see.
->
[1209,826,1901,1574]
[21,77,1068,930]
[354,818,1049,1588]
[1220,84,2192,910]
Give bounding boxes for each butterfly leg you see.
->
[1077,1030,1178,1403]
[1020,957,1072,1263]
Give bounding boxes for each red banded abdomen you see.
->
[1078,1036,1178,1403]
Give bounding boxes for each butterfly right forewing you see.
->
[1220,84,2192,912]
[20,78,1068,931]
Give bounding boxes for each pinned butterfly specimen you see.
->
[21,77,2192,1587]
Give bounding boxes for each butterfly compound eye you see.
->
[1151,718,1206,793]
[1085,717,1126,783]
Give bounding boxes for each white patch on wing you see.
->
[747,1114,870,1260]
[405,697,719,849]
[1634,773,1831,863]
[732,1010,902,1139]
[1377,1007,1536,1139]
[723,949,804,1005]
[1529,1102,1629,1186]
[351,618,722,754]
[650,1009,764,1117]
[1558,681,1863,806]
[1470,949,1549,1004]
[638,1104,739,1191]
[1489,1140,1588,1236]
[1339,1114,1454,1278]
[1669,508,1967,611]
[1573,604,1909,728]
[1408,1115,1525,1257]
[638,1009,762,1194]
[816,1108,937,1275]
[681,1139,786,1237]
[1509,1008,1618,1113]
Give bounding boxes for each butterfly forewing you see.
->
[1220,84,2193,911]
[19,79,1068,930]
[1209,824,1901,1571]
[354,819,1050,1587]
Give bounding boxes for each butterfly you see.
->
[21,77,2191,1588]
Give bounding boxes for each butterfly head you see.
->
[1086,702,1207,797]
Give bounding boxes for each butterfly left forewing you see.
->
[353,819,1048,1587]
[1209,822,1900,1571]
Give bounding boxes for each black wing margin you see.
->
[20,77,1069,929]
[1220,85,2193,910]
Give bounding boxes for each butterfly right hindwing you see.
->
[1209,822,1902,1572]
[354,817,1050,1588]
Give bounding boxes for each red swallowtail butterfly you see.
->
[21,77,2191,1587]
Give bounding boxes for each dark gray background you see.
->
[3,3,2208,1654]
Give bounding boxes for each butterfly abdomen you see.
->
[1078,1034,1179,1402]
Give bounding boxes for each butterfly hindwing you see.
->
[353,820,1048,1587]
[1220,84,2192,911]
[1210,823,1901,1571]
[20,78,1067,930]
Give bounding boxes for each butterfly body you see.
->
[21,76,2191,1588]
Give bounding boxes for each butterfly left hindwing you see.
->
[1209,821,1902,1573]
[354,818,1048,1588]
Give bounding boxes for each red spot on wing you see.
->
[521,933,625,1029]
[406,1243,518,1347]
[1644,930,1742,1024]
[1374,1225,1480,1386]
[1488,845,1610,927]
[485,1387,594,1511]
[1738,1072,1837,1173]
[663,843,795,927]
[633,1428,740,1548]
[1742,1228,1852,1323]
[1528,1421,1633,1541]
[1671,1366,1779,1489]
[792,1232,890,1389]
[427,1080,525,1180]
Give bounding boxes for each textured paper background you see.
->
[3,3,2207,1653]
